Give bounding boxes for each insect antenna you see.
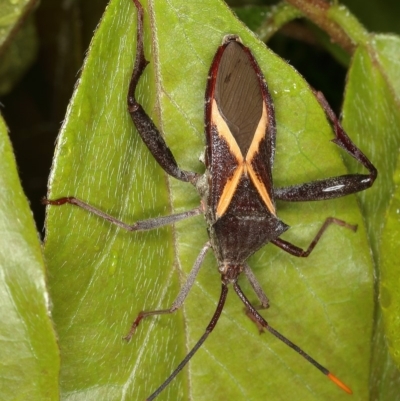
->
[233,281,352,394]
[146,284,229,401]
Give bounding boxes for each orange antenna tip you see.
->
[327,372,353,394]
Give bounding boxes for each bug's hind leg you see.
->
[128,0,198,184]
[275,90,376,202]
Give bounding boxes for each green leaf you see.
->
[43,0,375,400]
[377,34,400,370]
[380,176,400,372]
[0,0,38,95]
[0,0,37,47]
[342,34,400,399]
[0,113,59,399]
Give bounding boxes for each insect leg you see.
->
[124,241,211,341]
[233,281,352,394]
[271,217,357,257]
[274,90,377,202]
[242,263,270,333]
[128,0,198,184]
[145,282,228,400]
[243,263,269,308]
[43,196,202,231]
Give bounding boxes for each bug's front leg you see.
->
[124,242,211,341]
[128,0,198,184]
[243,263,270,308]
[274,90,377,202]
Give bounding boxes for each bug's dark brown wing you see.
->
[205,37,277,221]
[215,41,263,156]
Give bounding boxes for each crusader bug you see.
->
[44,0,377,399]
